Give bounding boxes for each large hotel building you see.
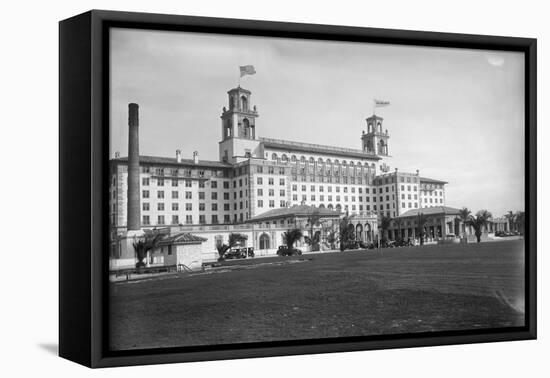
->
[110,86,447,231]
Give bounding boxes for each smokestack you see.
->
[176,149,182,163]
[193,151,199,164]
[127,103,141,231]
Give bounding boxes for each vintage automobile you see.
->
[277,245,302,256]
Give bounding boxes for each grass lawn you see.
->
[109,240,525,351]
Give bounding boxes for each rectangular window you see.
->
[280,189,285,196]
[292,185,298,191]
[171,215,179,225]
[142,215,150,225]
[185,180,192,187]
[257,166,263,173]
[269,189,274,196]
[258,200,263,207]
[142,190,150,198]
[212,203,218,211]
[223,181,229,189]
[257,177,263,185]
[224,192,230,200]
[157,191,164,199]
[199,192,205,200]
[268,178,274,185]
[224,203,230,211]
[212,215,219,224]
[185,191,192,199]
[157,203,164,211]
[157,178,164,186]
[280,178,285,185]
[142,203,149,211]
[186,203,192,211]
[172,203,178,211]
[186,215,192,224]
[199,215,206,224]
[172,191,178,199]
[157,215,165,225]
[269,200,275,208]
[171,179,178,187]
[142,178,149,186]
[211,192,218,200]
[199,203,205,211]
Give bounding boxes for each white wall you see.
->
[2,1,547,377]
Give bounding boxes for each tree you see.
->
[514,211,525,234]
[379,215,392,242]
[326,229,338,250]
[304,209,324,251]
[217,233,248,261]
[504,210,516,232]
[458,207,471,236]
[393,217,405,242]
[416,212,429,245]
[283,228,303,250]
[133,231,162,268]
[466,210,492,243]
[339,215,356,251]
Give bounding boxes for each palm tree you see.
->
[283,228,303,250]
[514,211,525,234]
[339,215,356,251]
[416,212,429,245]
[394,217,405,242]
[379,215,392,242]
[466,210,493,243]
[458,207,471,237]
[504,211,516,232]
[217,233,248,261]
[133,231,162,268]
[304,209,324,251]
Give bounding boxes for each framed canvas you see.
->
[59,10,537,368]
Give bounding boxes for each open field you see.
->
[109,240,525,350]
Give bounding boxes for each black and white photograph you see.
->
[107,26,527,351]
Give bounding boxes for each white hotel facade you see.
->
[109,86,447,266]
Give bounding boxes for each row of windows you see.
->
[256,177,285,185]
[257,200,287,208]
[141,177,227,189]
[141,190,247,200]
[257,189,285,197]
[424,198,444,204]
[255,166,286,175]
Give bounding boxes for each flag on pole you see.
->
[374,99,390,107]
[239,65,256,77]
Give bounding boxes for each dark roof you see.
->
[157,232,207,246]
[111,155,232,169]
[228,86,251,94]
[260,137,382,161]
[248,205,342,223]
[366,114,384,121]
[398,206,461,218]
[420,176,448,184]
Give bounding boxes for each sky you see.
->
[110,28,525,217]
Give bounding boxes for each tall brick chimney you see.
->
[127,103,140,231]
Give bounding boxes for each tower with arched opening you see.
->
[219,86,261,163]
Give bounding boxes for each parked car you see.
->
[246,247,255,257]
[277,245,302,256]
[224,248,247,259]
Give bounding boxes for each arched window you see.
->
[318,158,324,164]
[272,153,278,161]
[291,155,297,162]
[242,118,250,138]
[259,233,270,250]
[241,95,248,111]
[377,122,382,133]
[281,154,288,162]
[319,204,325,208]
[309,157,315,164]
[328,204,334,210]
[300,156,306,162]
[336,204,342,212]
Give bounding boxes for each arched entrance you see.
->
[355,224,364,241]
[259,233,270,250]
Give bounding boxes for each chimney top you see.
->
[128,103,139,127]
[176,149,182,163]
[193,151,199,164]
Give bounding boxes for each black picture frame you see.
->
[59,9,537,368]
